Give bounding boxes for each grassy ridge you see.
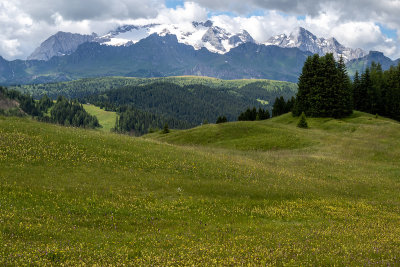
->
[1,113,400,265]
[145,117,315,151]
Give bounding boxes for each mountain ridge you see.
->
[28,23,368,63]
[265,27,367,62]
[0,34,311,85]
[0,25,399,85]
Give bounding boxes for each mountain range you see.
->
[265,27,367,62]
[0,22,399,85]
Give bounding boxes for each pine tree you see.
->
[353,71,361,110]
[294,55,316,116]
[360,68,372,112]
[297,112,308,128]
[162,123,169,134]
[336,56,353,117]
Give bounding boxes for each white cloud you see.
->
[0,0,399,60]
[0,39,22,58]
[156,2,208,24]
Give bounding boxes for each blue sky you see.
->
[165,0,397,40]
[165,0,185,8]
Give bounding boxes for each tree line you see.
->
[0,87,100,129]
[293,54,352,118]
[50,96,100,128]
[293,53,400,122]
[114,105,190,136]
[353,62,400,121]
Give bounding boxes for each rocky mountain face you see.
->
[98,20,256,54]
[346,51,400,76]
[28,32,97,61]
[265,27,367,62]
[2,23,398,85]
[28,23,376,64]
[28,20,256,61]
[0,34,310,85]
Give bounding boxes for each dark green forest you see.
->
[0,87,100,129]
[293,54,353,118]
[84,82,262,125]
[353,62,400,121]
[293,53,400,122]
[50,97,100,128]
[114,106,190,136]
[238,107,270,121]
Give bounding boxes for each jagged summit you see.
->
[192,20,213,28]
[27,21,257,61]
[28,24,370,63]
[265,27,367,62]
[28,31,97,61]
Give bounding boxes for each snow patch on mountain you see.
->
[97,20,255,54]
[265,27,367,62]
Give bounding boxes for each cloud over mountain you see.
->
[0,0,399,60]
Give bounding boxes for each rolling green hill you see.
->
[1,112,400,265]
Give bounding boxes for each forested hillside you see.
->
[85,82,260,125]
[10,76,298,100]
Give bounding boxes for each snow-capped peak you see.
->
[265,27,367,62]
[97,21,256,54]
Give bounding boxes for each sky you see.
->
[0,0,399,60]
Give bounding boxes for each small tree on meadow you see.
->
[297,112,308,128]
[216,116,227,124]
[162,123,170,134]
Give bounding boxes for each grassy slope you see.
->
[83,104,117,132]
[1,112,400,265]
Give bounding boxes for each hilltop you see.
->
[1,112,400,265]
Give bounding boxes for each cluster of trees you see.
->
[353,63,400,121]
[114,106,190,135]
[294,53,400,121]
[272,96,295,117]
[216,116,228,124]
[50,97,100,128]
[0,86,44,117]
[238,107,270,121]
[293,54,352,118]
[84,82,260,125]
[0,87,100,128]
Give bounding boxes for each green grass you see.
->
[1,111,400,265]
[83,104,117,132]
[145,117,315,151]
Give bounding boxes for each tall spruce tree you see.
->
[360,68,372,112]
[353,71,361,110]
[294,53,352,118]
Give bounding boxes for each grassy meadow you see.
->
[1,112,400,265]
[82,104,117,132]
